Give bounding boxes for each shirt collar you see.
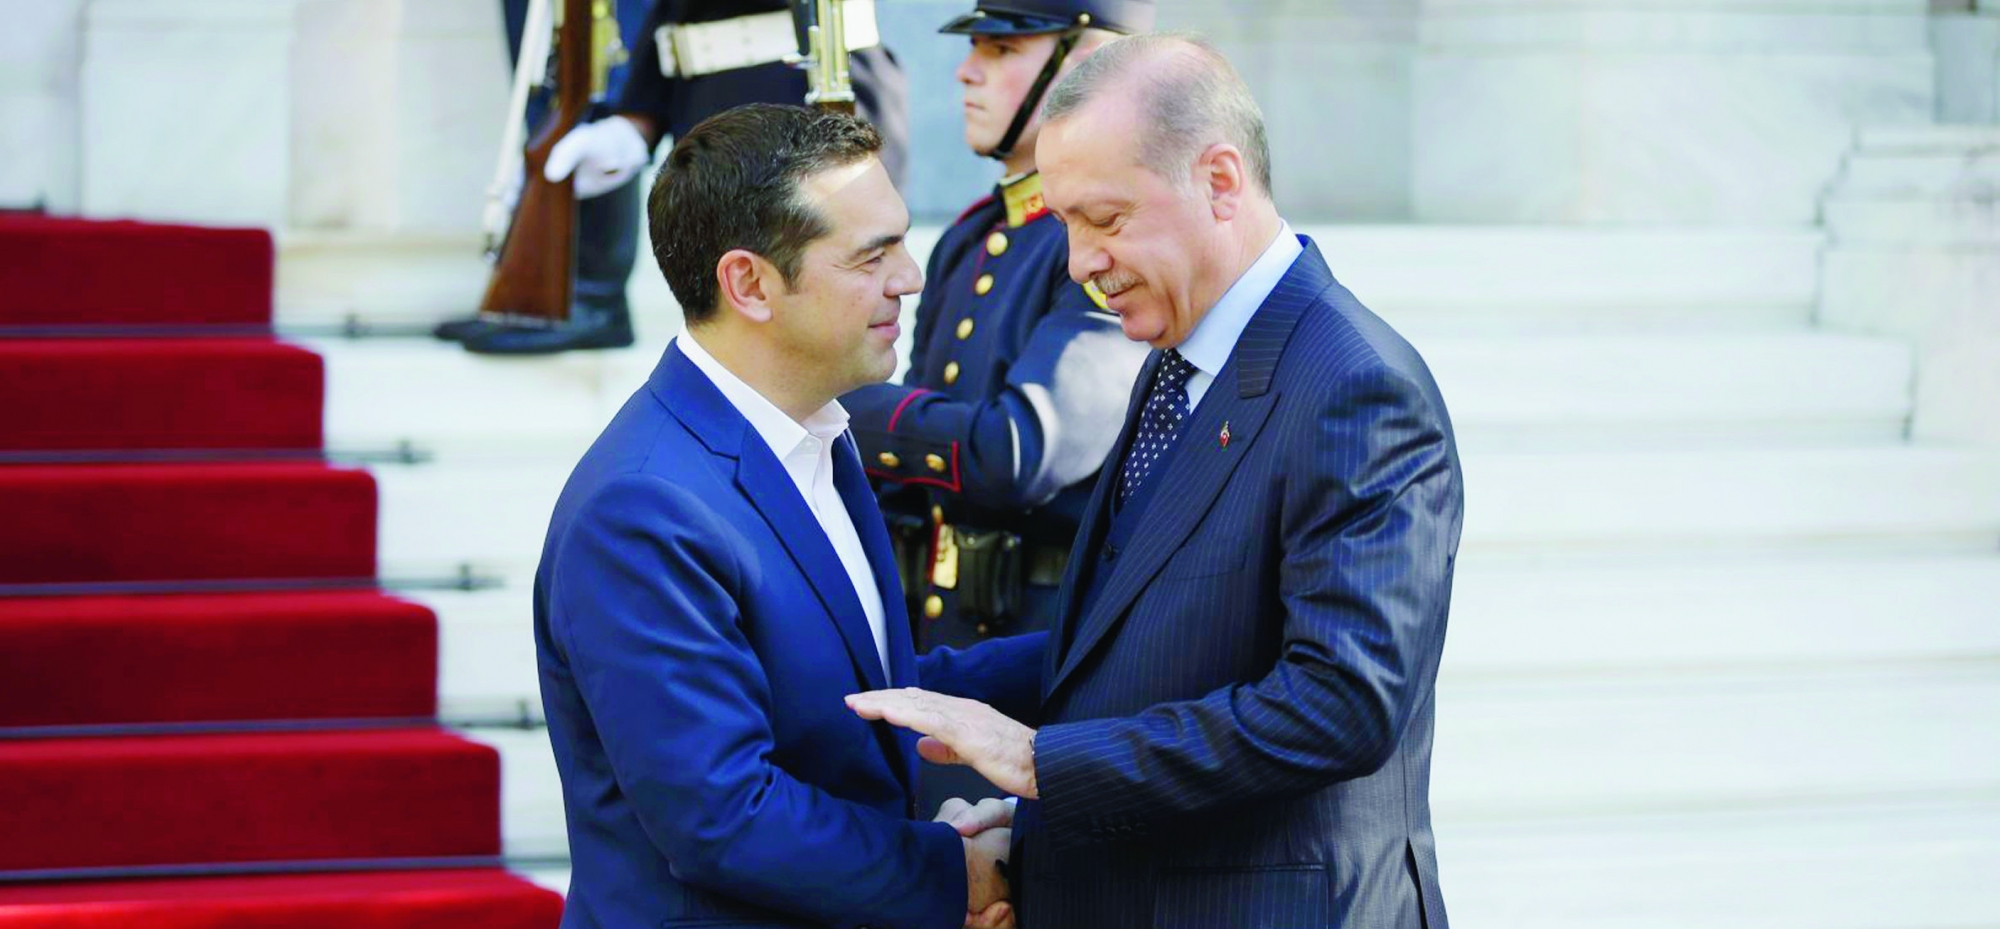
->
[1175,221,1302,381]
[675,330,848,459]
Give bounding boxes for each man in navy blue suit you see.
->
[851,34,1463,929]
[534,104,1038,929]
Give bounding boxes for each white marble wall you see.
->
[290,0,509,233]
[1933,9,2000,122]
[0,0,86,212]
[1414,0,1937,224]
[1164,0,1420,221]
[80,0,294,226]
[72,0,506,233]
[1821,126,2000,444]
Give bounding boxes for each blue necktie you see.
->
[1119,349,1197,505]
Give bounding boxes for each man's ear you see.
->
[716,249,779,324]
[1196,143,1248,222]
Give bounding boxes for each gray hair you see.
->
[1042,33,1272,195]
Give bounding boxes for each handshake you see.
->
[937,796,1018,929]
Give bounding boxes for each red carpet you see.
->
[0,339,323,451]
[0,462,376,586]
[0,592,437,727]
[0,729,499,871]
[0,215,561,924]
[0,870,563,929]
[0,215,272,328]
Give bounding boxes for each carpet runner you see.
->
[0,592,436,728]
[0,214,560,924]
[0,870,563,929]
[0,339,323,452]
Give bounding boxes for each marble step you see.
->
[464,665,2000,859]
[424,552,2000,718]
[515,796,2000,926]
[316,329,1912,461]
[375,445,2000,580]
[279,226,1822,333]
[1445,797,2000,929]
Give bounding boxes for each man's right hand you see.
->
[962,826,1012,929]
[543,115,652,198]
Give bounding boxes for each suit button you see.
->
[956,318,975,340]
[986,231,1008,256]
[925,453,948,473]
[943,361,961,385]
[876,452,900,468]
[931,505,944,524]
[976,623,990,636]
[975,273,995,296]
[924,595,944,619]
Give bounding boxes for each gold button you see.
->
[876,452,900,468]
[924,595,944,619]
[975,273,995,296]
[931,505,944,524]
[956,318,975,340]
[925,453,947,473]
[976,623,990,636]
[986,231,1008,256]
[943,361,960,385]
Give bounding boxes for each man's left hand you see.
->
[846,689,1038,799]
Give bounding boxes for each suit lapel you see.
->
[1045,244,1331,700]
[1043,350,1160,698]
[656,344,893,699]
[734,444,891,697]
[832,433,922,793]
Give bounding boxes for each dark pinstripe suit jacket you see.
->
[1013,239,1462,929]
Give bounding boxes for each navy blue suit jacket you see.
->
[1015,239,1463,929]
[534,346,1045,929]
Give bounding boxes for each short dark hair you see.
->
[647,104,883,325]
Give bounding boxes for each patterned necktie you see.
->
[1119,349,1198,505]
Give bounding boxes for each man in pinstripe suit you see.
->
[851,34,1462,928]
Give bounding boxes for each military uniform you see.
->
[846,175,1146,653]
[621,0,909,186]
[463,0,909,353]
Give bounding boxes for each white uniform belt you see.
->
[655,0,880,80]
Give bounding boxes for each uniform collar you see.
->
[999,171,1049,228]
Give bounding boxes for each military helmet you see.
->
[938,0,1155,37]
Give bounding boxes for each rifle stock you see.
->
[480,0,594,326]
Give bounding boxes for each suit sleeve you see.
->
[847,282,1147,510]
[1029,362,1462,844]
[547,472,967,929]
[916,631,1049,727]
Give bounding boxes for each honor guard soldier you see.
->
[844,0,1153,656]
[454,0,910,354]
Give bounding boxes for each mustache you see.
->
[1091,273,1142,297]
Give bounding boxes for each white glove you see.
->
[544,116,650,199]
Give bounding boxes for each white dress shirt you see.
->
[675,332,890,679]
[1176,221,1302,410]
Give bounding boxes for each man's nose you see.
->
[888,251,924,298]
[1068,238,1109,286]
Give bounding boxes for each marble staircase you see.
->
[301,224,2000,924]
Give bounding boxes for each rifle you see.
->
[478,0,595,327]
[789,0,857,114]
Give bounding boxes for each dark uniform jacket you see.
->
[620,0,909,182]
